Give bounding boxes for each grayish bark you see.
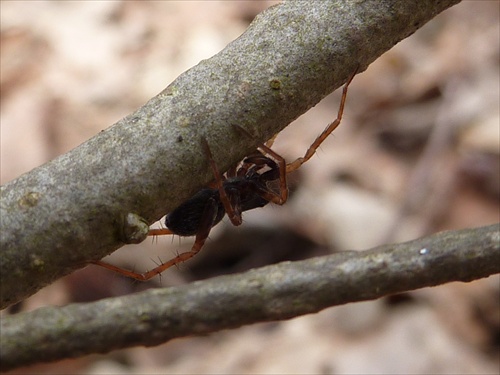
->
[0,0,461,308]
[1,224,498,371]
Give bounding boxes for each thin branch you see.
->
[1,224,498,371]
[0,0,461,308]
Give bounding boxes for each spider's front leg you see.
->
[286,68,358,173]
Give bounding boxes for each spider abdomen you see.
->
[165,188,225,236]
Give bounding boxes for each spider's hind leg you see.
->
[92,196,220,281]
[91,227,175,279]
[148,228,174,236]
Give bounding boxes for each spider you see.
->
[92,69,357,281]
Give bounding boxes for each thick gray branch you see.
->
[1,224,498,371]
[0,0,461,308]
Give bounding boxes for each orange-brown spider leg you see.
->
[91,227,174,277]
[91,198,219,281]
[148,228,174,236]
[286,68,358,174]
[201,137,243,226]
[265,133,279,149]
[148,227,173,245]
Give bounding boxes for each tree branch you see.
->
[0,0,461,308]
[1,224,498,371]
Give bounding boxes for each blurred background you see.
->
[1,1,499,374]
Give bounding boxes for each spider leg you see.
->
[286,68,358,173]
[232,125,289,205]
[148,228,174,236]
[225,164,238,178]
[265,133,279,148]
[255,143,288,205]
[148,227,173,246]
[91,197,220,281]
[235,150,272,178]
[244,150,288,205]
[201,138,243,226]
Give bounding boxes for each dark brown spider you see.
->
[93,69,357,281]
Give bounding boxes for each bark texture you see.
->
[1,0,461,307]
